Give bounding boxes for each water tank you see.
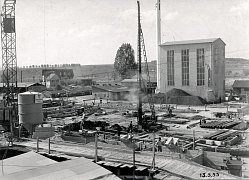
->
[18,92,43,133]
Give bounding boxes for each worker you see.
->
[168,108,172,116]
[128,121,133,134]
[117,125,121,140]
[167,105,171,112]
[157,137,162,152]
[80,118,85,130]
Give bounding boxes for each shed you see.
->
[27,82,46,92]
[0,82,46,93]
[232,80,249,95]
[92,85,131,101]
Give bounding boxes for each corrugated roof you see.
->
[161,38,223,46]
[232,80,249,88]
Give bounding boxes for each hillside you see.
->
[226,58,249,64]
[225,58,249,77]
[0,58,248,83]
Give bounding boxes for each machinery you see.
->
[137,0,156,130]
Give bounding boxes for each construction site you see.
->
[0,0,249,180]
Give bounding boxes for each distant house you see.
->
[42,69,74,80]
[46,73,60,89]
[232,80,249,96]
[92,85,131,101]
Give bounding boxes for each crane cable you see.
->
[139,26,155,112]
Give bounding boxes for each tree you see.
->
[114,43,137,79]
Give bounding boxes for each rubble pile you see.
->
[152,88,207,105]
[62,120,110,131]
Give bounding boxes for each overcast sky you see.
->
[7,0,249,66]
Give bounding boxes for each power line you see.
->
[43,0,47,68]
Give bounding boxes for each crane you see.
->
[137,1,156,130]
[1,0,17,106]
[1,0,17,138]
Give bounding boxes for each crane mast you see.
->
[0,0,17,139]
[1,0,17,106]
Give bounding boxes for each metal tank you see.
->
[18,92,43,134]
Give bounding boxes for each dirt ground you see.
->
[67,96,249,143]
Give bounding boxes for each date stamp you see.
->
[200,172,219,178]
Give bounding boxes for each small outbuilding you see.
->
[0,82,46,93]
[92,84,131,101]
[232,80,249,96]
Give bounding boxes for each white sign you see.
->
[35,94,43,103]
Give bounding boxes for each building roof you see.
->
[1,152,119,180]
[232,80,249,88]
[0,82,44,88]
[161,38,225,46]
[93,85,130,93]
[121,79,138,83]
[0,151,56,176]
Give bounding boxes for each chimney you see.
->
[156,0,161,93]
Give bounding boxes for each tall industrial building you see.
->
[159,38,225,102]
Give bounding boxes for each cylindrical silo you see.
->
[18,92,43,134]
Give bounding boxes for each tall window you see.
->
[167,50,174,86]
[181,49,189,86]
[197,48,205,86]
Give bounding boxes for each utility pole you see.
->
[137,1,143,127]
[152,132,155,170]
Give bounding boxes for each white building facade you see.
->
[159,38,225,102]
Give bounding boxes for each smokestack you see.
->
[156,0,161,93]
